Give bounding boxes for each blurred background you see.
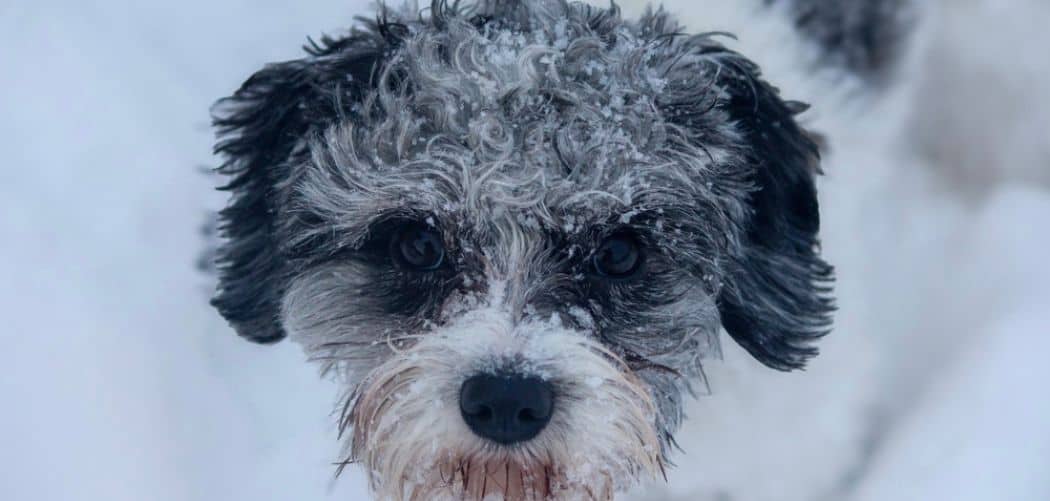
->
[1,1,1046,500]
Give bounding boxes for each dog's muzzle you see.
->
[459,373,554,445]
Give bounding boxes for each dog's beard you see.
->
[343,310,663,500]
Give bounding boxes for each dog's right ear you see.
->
[210,59,319,344]
[210,29,395,343]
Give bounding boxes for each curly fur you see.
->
[207,1,857,499]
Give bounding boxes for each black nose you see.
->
[459,373,554,445]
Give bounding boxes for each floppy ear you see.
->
[210,59,318,343]
[716,61,835,371]
[210,29,393,343]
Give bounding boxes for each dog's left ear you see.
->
[715,61,835,371]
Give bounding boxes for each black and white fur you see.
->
[208,0,910,499]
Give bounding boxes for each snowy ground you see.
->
[1,1,1047,500]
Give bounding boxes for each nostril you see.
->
[518,407,541,423]
[459,373,555,445]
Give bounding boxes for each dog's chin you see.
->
[354,434,657,501]
[341,316,664,500]
[377,450,615,501]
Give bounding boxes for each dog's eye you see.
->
[389,222,445,271]
[592,232,644,279]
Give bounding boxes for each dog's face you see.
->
[210,1,832,499]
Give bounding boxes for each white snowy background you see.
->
[1,1,1047,500]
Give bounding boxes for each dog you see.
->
[208,1,910,499]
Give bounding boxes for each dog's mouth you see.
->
[427,453,615,501]
[341,325,662,500]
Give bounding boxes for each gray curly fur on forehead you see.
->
[289,2,750,264]
[211,0,833,371]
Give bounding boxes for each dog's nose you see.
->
[459,373,554,445]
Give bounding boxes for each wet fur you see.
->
[208,0,856,499]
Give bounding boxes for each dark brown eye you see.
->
[390,222,445,271]
[592,232,644,279]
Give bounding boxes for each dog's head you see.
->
[210,1,832,498]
